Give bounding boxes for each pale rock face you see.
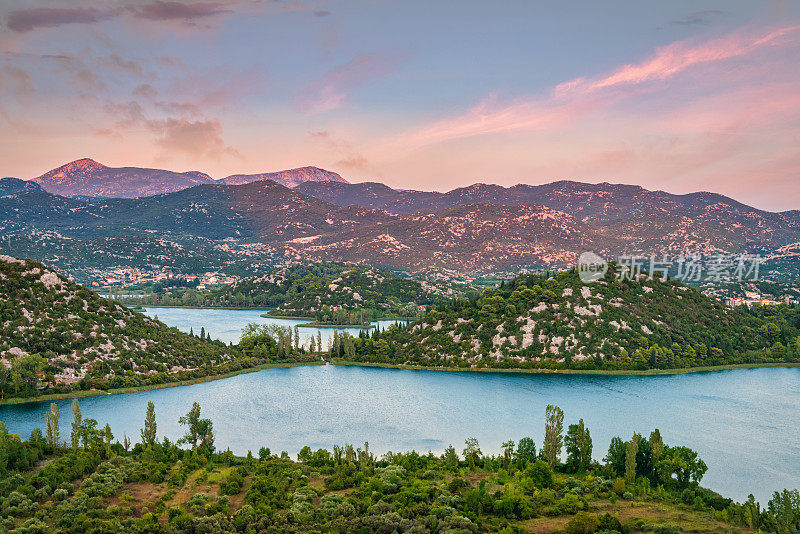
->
[7,347,27,357]
[0,255,25,265]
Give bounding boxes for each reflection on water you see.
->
[142,307,407,347]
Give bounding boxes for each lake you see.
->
[141,306,407,346]
[1,308,797,505]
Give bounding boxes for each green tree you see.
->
[178,401,215,454]
[463,437,482,469]
[625,433,639,484]
[543,404,564,468]
[656,446,707,488]
[501,440,515,469]
[565,418,592,472]
[141,401,157,447]
[515,437,537,469]
[443,445,459,471]
[605,436,626,474]
[70,398,81,450]
[45,403,60,448]
[650,429,664,482]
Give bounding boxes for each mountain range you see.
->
[3,167,800,273]
[28,158,347,198]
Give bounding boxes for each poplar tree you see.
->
[141,401,157,447]
[71,398,81,450]
[650,429,664,482]
[45,403,60,448]
[543,404,564,468]
[625,432,640,484]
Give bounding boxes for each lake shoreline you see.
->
[329,359,800,376]
[6,358,797,406]
[0,361,324,406]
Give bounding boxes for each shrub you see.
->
[525,460,554,488]
[566,512,600,534]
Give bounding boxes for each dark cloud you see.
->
[133,83,158,99]
[6,7,121,32]
[2,65,35,103]
[336,154,369,171]
[101,54,145,77]
[6,2,234,32]
[128,1,233,21]
[75,69,107,91]
[154,100,202,117]
[314,10,331,17]
[671,10,726,26]
[152,117,239,159]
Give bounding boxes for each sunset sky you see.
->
[1,0,799,211]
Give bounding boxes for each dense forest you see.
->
[328,266,800,371]
[118,263,471,324]
[0,401,796,533]
[0,256,311,400]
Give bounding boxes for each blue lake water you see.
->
[141,307,406,346]
[1,308,797,505]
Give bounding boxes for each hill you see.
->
[295,181,800,253]
[335,266,800,370]
[0,177,43,195]
[33,158,215,198]
[130,263,474,323]
[220,166,347,187]
[0,256,303,399]
[3,178,800,274]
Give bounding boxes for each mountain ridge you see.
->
[3,173,800,274]
[33,158,215,198]
[30,158,348,198]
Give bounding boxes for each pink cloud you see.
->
[389,25,800,151]
[297,54,399,114]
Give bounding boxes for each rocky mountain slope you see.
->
[0,256,243,398]
[3,176,800,274]
[220,165,347,187]
[296,181,800,253]
[344,266,799,370]
[33,158,216,198]
[29,159,346,198]
[0,177,44,195]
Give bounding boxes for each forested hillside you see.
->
[129,263,472,325]
[333,265,800,370]
[0,256,307,399]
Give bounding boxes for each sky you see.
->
[0,0,799,211]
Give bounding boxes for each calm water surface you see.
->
[142,307,406,346]
[1,308,797,505]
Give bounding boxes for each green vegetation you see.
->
[332,266,800,371]
[0,257,314,402]
[120,263,471,324]
[0,401,795,532]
